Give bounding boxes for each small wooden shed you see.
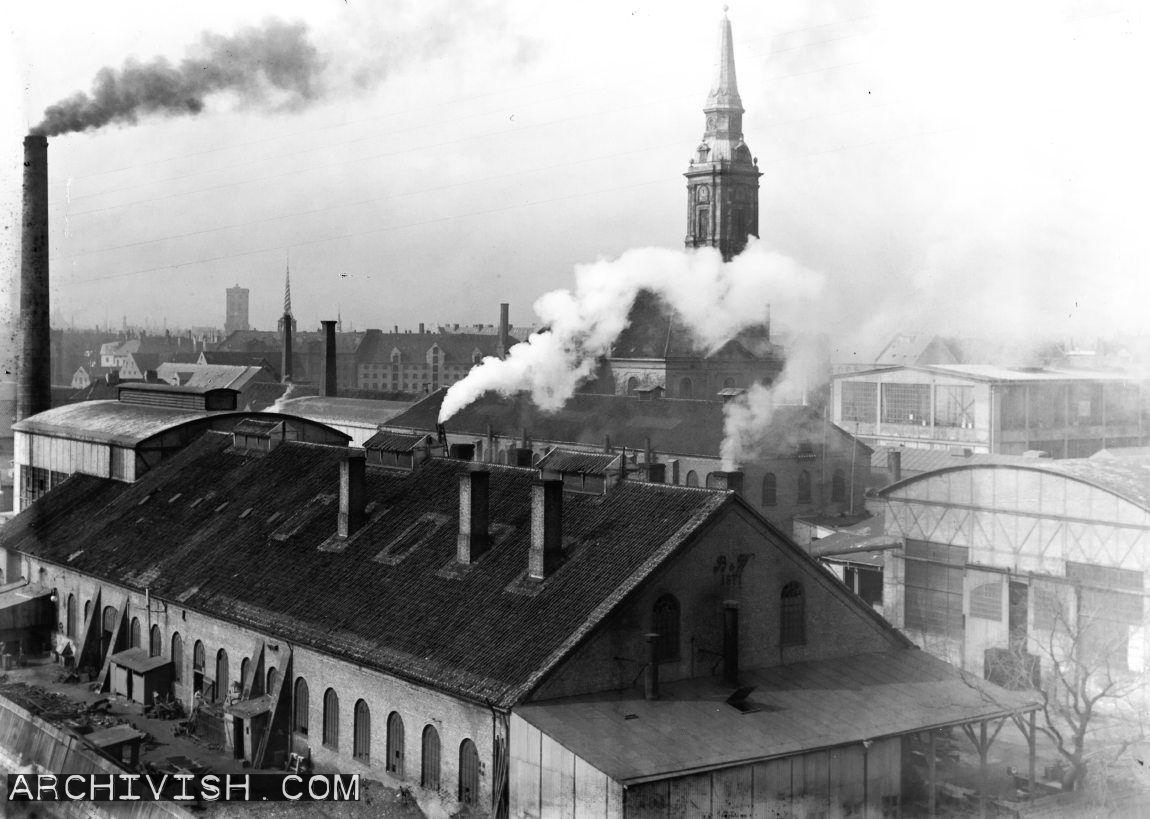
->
[108,648,172,706]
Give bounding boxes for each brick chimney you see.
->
[723,600,739,686]
[338,449,366,538]
[457,468,491,564]
[709,470,744,496]
[528,479,563,580]
[887,449,902,483]
[497,303,511,358]
[18,134,50,421]
[321,320,337,397]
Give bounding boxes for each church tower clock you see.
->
[685,10,761,261]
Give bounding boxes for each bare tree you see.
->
[986,585,1148,794]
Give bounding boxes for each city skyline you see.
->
[3,1,1146,348]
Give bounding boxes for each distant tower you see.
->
[279,266,294,382]
[225,285,250,335]
[684,10,761,261]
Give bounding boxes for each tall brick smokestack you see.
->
[321,320,337,398]
[18,134,50,421]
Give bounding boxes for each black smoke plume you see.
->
[31,19,325,137]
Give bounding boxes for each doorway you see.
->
[234,717,245,759]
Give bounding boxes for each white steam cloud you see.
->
[438,239,824,422]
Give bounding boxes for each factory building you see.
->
[832,364,1148,458]
[874,452,1150,681]
[0,428,1035,816]
[10,382,348,512]
[384,387,871,534]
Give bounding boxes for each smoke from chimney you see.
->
[30,20,325,137]
[438,240,822,423]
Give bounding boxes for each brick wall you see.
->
[530,506,904,701]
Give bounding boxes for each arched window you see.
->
[193,640,205,671]
[797,470,812,504]
[761,473,777,507]
[780,582,806,647]
[354,700,371,762]
[459,739,480,806]
[323,689,339,749]
[129,617,141,648]
[216,649,229,703]
[266,667,278,695]
[293,678,309,735]
[685,470,698,487]
[84,600,91,628]
[386,711,404,774]
[679,377,694,399]
[149,624,162,657]
[171,633,183,682]
[653,594,681,662]
[723,377,736,389]
[831,469,846,502]
[421,725,441,790]
[626,377,639,395]
[66,594,76,638]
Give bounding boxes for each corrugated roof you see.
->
[516,649,1039,784]
[13,401,209,446]
[870,447,1037,475]
[537,449,620,474]
[838,364,1141,384]
[389,390,862,460]
[879,457,1150,513]
[0,434,731,707]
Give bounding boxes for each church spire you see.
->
[706,9,742,112]
[684,9,761,261]
[283,261,293,317]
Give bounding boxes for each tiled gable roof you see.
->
[1,434,730,707]
[537,449,620,475]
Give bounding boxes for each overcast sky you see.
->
[2,0,1146,350]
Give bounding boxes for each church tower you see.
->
[684,10,761,261]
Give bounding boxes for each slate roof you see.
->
[516,649,1040,784]
[537,449,620,475]
[1,434,732,707]
[363,431,428,452]
[389,389,865,460]
[278,396,415,426]
[609,290,779,362]
[155,363,265,391]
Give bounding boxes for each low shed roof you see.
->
[110,648,171,674]
[516,649,1039,785]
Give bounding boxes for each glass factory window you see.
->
[421,725,441,790]
[294,678,309,735]
[129,617,141,649]
[386,711,404,774]
[149,624,162,657]
[935,385,975,428]
[266,667,278,695]
[652,594,681,662]
[679,377,694,399]
[685,470,698,487]
[323,688,340,749]
[780,582,806,647]
[761,473,777,507]
[881,383,931,425]
[999,385,1028,431]
[797,470,812,504]
[459,739,480,806]
[171,633,183,682]
[353,700,371,763]
[840,382,878,423]
[193,640,205,671]
[904,540,967,637]
[831,469,846,503]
